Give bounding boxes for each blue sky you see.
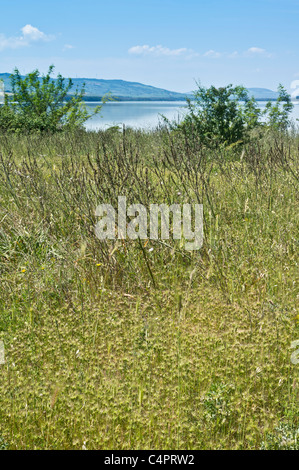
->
[1,0,299,93]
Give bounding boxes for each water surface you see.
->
[85,101,187,130]
[85,100,299,131]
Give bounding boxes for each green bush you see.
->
[261,423,299,450]
[0,65,102,133]
[264,84,294,130]
[172,82,294,147]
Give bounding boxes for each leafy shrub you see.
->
[0,436,8,450]
[171,82,294,148]
[261,423,299,450]
[0,65,102,133]
[203,382,235,425]
[263,84,294,130]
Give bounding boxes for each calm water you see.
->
[85,101,187,130]
[85,101,299,131]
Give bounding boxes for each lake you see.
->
[85,100,299,131]
[85,101,187,130]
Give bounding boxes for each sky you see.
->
[1,0,299,94]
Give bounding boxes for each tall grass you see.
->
[0,126,298,449]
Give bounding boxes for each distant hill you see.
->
[0,74,189,101]
[187,87,280,101]
[0,73,286,102]
[247,88,279,100]
[70,78,190,101]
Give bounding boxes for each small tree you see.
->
[175,83,260,147]
[0,65,102,132]
[172,82,294,148]
[0,79,4,105]
[263,84,294,130]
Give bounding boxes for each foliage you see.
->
[263,83,294,130]
[261,423,299,450]
[176,83,258,146]
[172,82,294,147]
[203,382,235,425]
[0,127,297,449]
[0,65,102,132]
[0,78,4,103]
[0,436,9,450]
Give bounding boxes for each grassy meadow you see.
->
[0,126,298,449]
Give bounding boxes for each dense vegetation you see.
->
[0,67,101,132]
[0,70,298,449]
[170,83,294,147]
[0,72,190,102]
[0,121,298,449]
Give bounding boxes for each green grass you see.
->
[0,127,298,449]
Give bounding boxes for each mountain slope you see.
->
[247,88,279,100]
[0,73,281,101]
[0,74,189,101]
[187,87,280,101]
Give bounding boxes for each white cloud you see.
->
[203,49,222,58]
[21,25,47,41]
[128,44,198,58]
[227,47,273,59]
[0,25,54,51]
[247,47,266,54]
[63,44,75,51]
[245,47,272,57]
[128,44,274,62]
[228,51,239,58]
